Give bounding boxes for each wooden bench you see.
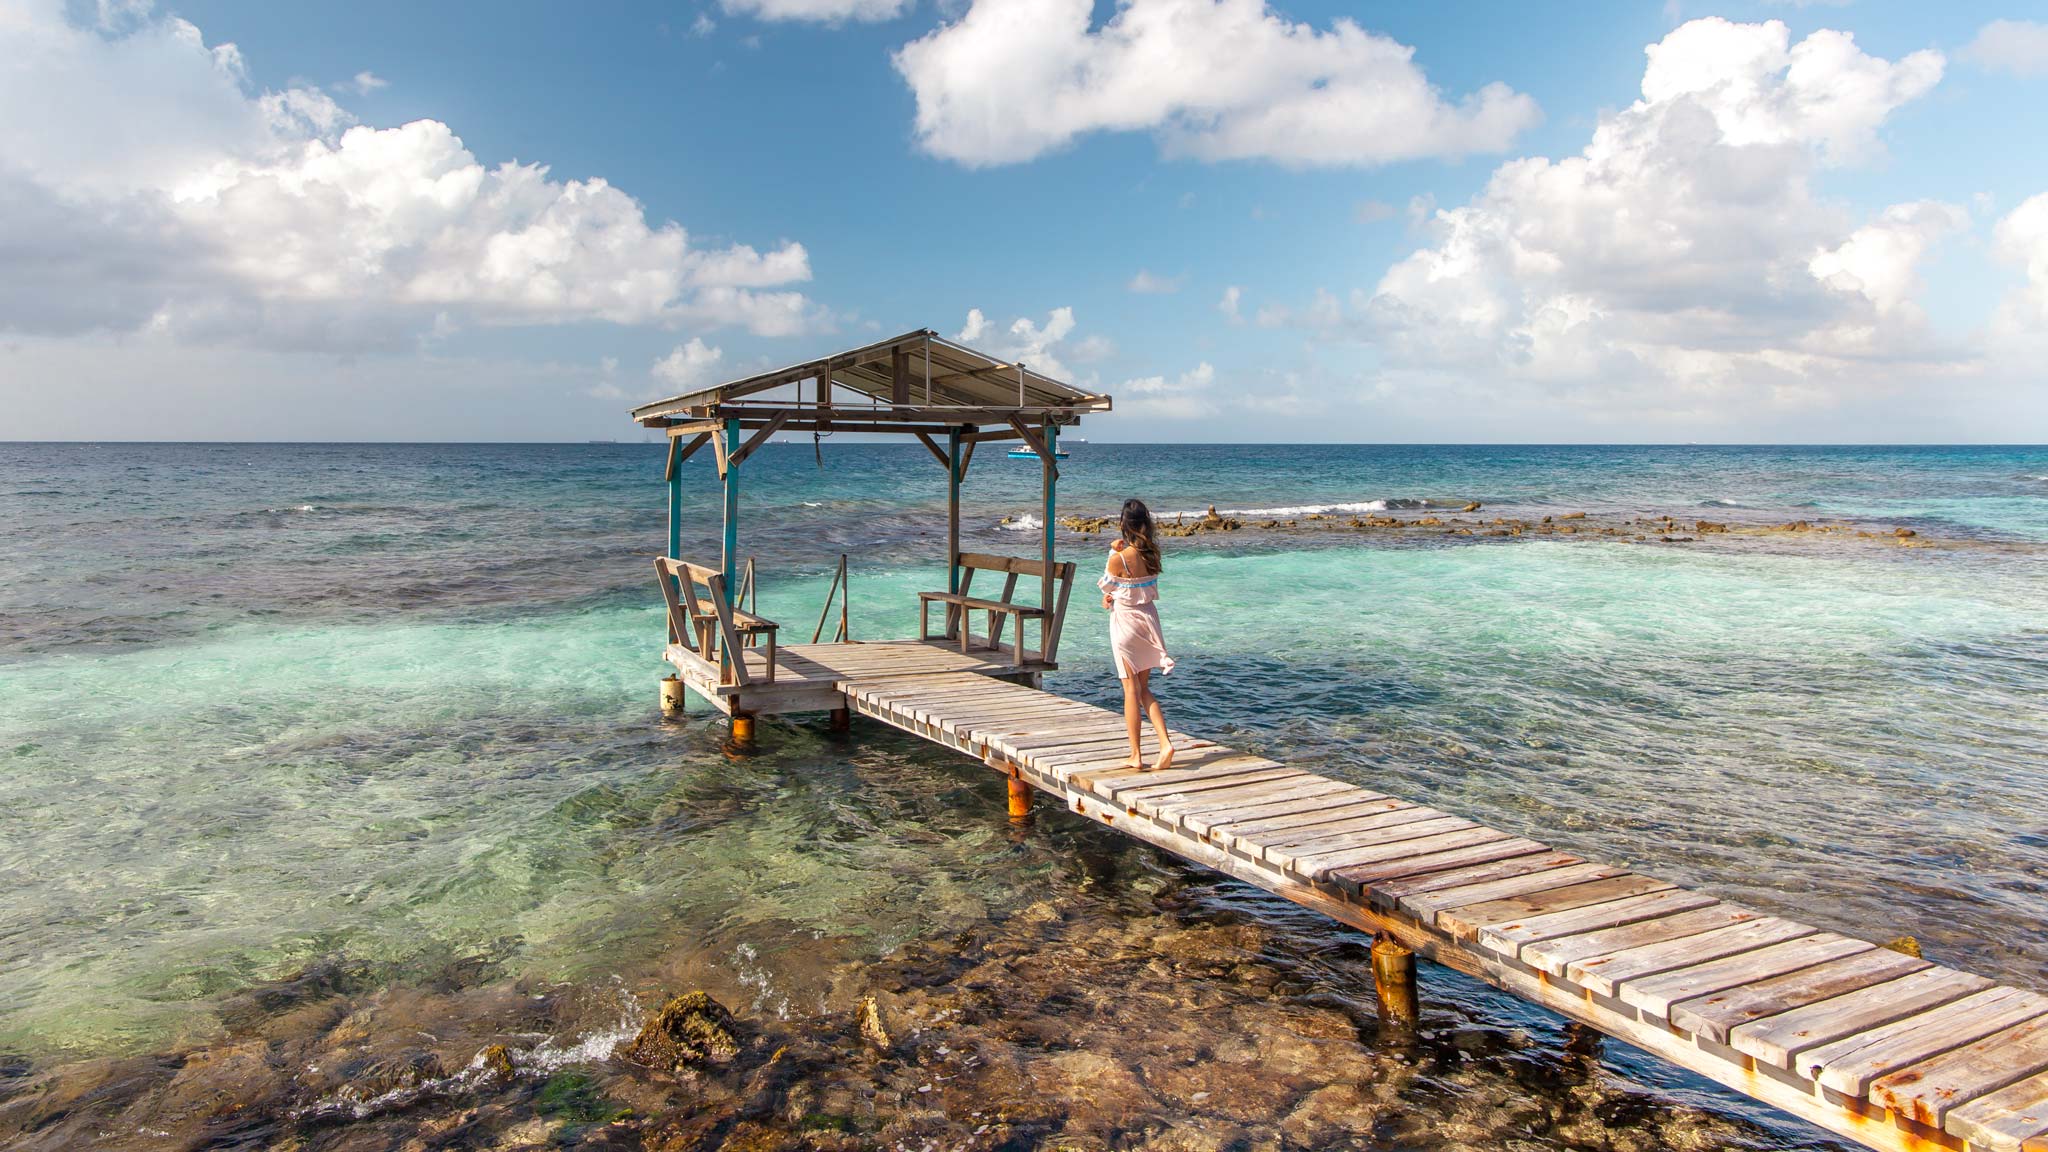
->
[655,556,778,686]
[918,552,1076,667]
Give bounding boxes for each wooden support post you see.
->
[1040,420,1056,626]
[660,675,687,717]
[721,418,741,593]
[730,713,757,747]
[666,442,683,643]
[830,706,851,732]
[1007,774,1032,824]
[946,427,962,597]
[1372,934,1419,1028]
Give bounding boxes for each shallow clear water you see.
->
[2,441,2046,1146]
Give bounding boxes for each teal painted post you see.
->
[667,455,682,561]
[946,428,962,596]
[721,419,741,593]
[1040,422,1057,613]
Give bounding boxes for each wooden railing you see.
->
[918,552,1075,666]
[655,557,779,686]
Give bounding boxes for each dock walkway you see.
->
[815,665,2048,1152]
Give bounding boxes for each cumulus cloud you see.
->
[348,70,387,94]
[1120,361,1218,419]
[0,0,817,350]
[952,306,1088,380]
[720,0,912,23]
[652,337,727,390]
[892,0,1540,167]
[1993,192,2048,335]
[1965,19,2048,76]
[1126,269,1182,294]
[1340,18,1960,418]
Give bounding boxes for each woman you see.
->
[1099,498,1175,772]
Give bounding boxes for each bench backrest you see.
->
[654,556,749,685]
[950,552,1078,662]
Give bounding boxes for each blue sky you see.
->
[3,0,2047,440]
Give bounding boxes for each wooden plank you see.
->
[1797,987,2048,1097]
[1872,1015,2048,1129]
[1115,770,1310,811]
[1073,754,1285,797]
[1520,903,1763,980]
[1255,808,1461,849]
[1366,851,1589,911]
[1478,888,1718,957]
[1200,795,1409,841]
[1399,861,1637,926]
[1259,816,1474,871]
[1291,826,1516,882]
[1670,947,1932,1044]
[1152,777,1359,825]
[1617,933,1875,1021]
[1945,1070,2048,1151]
[1730,966,1997,1070]
[1565,916,1818,998]
[1329,838,1554,894]
[1435,874,1681,943]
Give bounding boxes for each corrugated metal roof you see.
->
[629,328,1112,422]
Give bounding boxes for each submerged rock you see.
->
[621,992,742,1072]
[856,996,892,1052]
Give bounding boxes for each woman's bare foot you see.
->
[1150,743,1176,773]
[1118,755,1148,772]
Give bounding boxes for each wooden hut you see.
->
[631,328,1113,723]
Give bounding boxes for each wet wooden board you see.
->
[1802,986,2048,1097]
[1565,916,1819,999]
[1433,874,1681,942]
[1729,966,1995,1070]
[1670,947,1933,1044]
[825,667,2048,1152]
[1519,904,1762,979]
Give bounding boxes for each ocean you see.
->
[2,441,2045,1149]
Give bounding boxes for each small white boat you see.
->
[1008,446,1071,460]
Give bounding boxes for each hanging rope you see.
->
[814,429,833,468]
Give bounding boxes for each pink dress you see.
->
[1099,557,1174,679]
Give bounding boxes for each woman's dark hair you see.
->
[1119,498,1162,575]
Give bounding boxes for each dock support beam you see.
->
[721,418,741,593]
[946,427,962,602]
[829,706,851,732]
[660,675,687,717]
[730,713,757,748]
[1371,934,1419,1028]
[1040,420,1056,620]
[1006,775,1033,825]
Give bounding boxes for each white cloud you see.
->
[720,0,912,23]
[1964,19,2048,76]
[1218,285,1242,323]
[652,337,727,390]
[348,70,387,94]
[0,0,817,350]
[692,12,718,35]
[1353,199,1396,223]
[1993,192,2048,335]
[1810,201,1969,316]
[1126,269,1182,294]
[1341,18,1960,419]
[1120,361,1217,419]
[891,0,1540,167]
[952,306,1085,379]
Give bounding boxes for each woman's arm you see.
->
[1101,545,1125,609]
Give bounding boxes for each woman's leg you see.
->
[1121,668,1145,768]
[1142,675,1174,772]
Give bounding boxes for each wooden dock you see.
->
[632,333,2048,1151]
[799,663,2048,1152]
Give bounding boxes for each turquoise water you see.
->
[2,442,2046,1141]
